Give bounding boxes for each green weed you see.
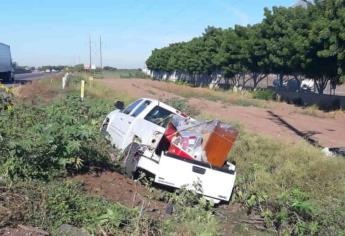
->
[0,180,140,235]
[0,84,14,111]
[252,89,275,101]
[102,69,148,79]
[0,94,113,180]
[231,131,345,235]
[164,98,200,117]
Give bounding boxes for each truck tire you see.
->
[10,73,15,83]
[3,72,12,83]
[121,142,141,178]
[101,118,109,133]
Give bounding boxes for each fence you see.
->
[275,89,345,110]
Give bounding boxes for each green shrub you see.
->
[0,84,14,111]
[252,89,275,101]
[46,181,137,233]
[231,131,345,235]
[0,94,113,180]
[164,98,200,117]
[160,187,220,236]
[0,181,138,234]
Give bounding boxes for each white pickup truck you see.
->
[101,98,236,203]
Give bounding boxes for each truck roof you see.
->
[141,97,192,119]
[141,98,174,109]
[0,42,10,47]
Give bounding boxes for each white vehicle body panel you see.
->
[105,98,184,150]
[103,98,237,203]
[107,110,128,148]
[0,43,12,73]
[137,152,236,203]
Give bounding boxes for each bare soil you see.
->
[72,171,251,235]
[73,171,167,219]
[0,227,47,236]
[100,78,345,147]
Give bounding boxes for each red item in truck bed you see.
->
[167,143,193,160]
[164,123,176,142]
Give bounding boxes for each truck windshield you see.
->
[144,106,173,127]
[131,100,151,117]
[123,99,142,115]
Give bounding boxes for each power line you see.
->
[100,35,103,70]
[89,35,92,71]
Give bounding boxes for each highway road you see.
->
[15,72,46,82]
[1,72,47,87]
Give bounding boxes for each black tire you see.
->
[4,72,12,84]
[121,142,141,178]
[101,118,109,133]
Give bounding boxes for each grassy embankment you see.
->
[97,69,148,79]
[71,75,345,235]
[0,76,220,235]
[0,75,344,235]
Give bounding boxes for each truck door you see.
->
[120,100,153,149]
[109,99,142,149]
[130,105,173,146]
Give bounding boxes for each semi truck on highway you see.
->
[0,43,14,83]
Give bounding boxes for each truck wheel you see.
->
[101,118,109,133]
[4,72,12,83]
[122,142,141,178]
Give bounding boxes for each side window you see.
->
[131,100,151,117]
[123,99,142,115]
[144,106,173,127]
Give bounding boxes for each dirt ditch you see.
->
[72,171,259,235]
[73,171,167,219]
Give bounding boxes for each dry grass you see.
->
[13,74,63,104]
[298,104,345,119]
[194,107,345,233]
[150,81,268,108]
[231,130,345,234]
[19,73,135,106]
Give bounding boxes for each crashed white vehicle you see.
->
[101,98,237,203]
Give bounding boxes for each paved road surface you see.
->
[15,72,46,83]
[1,72,47,87]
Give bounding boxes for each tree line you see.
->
[146,0,345,94]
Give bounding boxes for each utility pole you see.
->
[89,35,92,72]
[99,35,103,71]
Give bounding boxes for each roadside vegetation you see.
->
[231,131,345,235]
[0,75,221,235]
[102,69,148,79]
[1,74,344,235]
[150,81,269,108]
[146,0,345,95]
[150,80,345,118]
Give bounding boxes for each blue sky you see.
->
[1,0,294,68]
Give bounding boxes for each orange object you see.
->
[203,122,238,168]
